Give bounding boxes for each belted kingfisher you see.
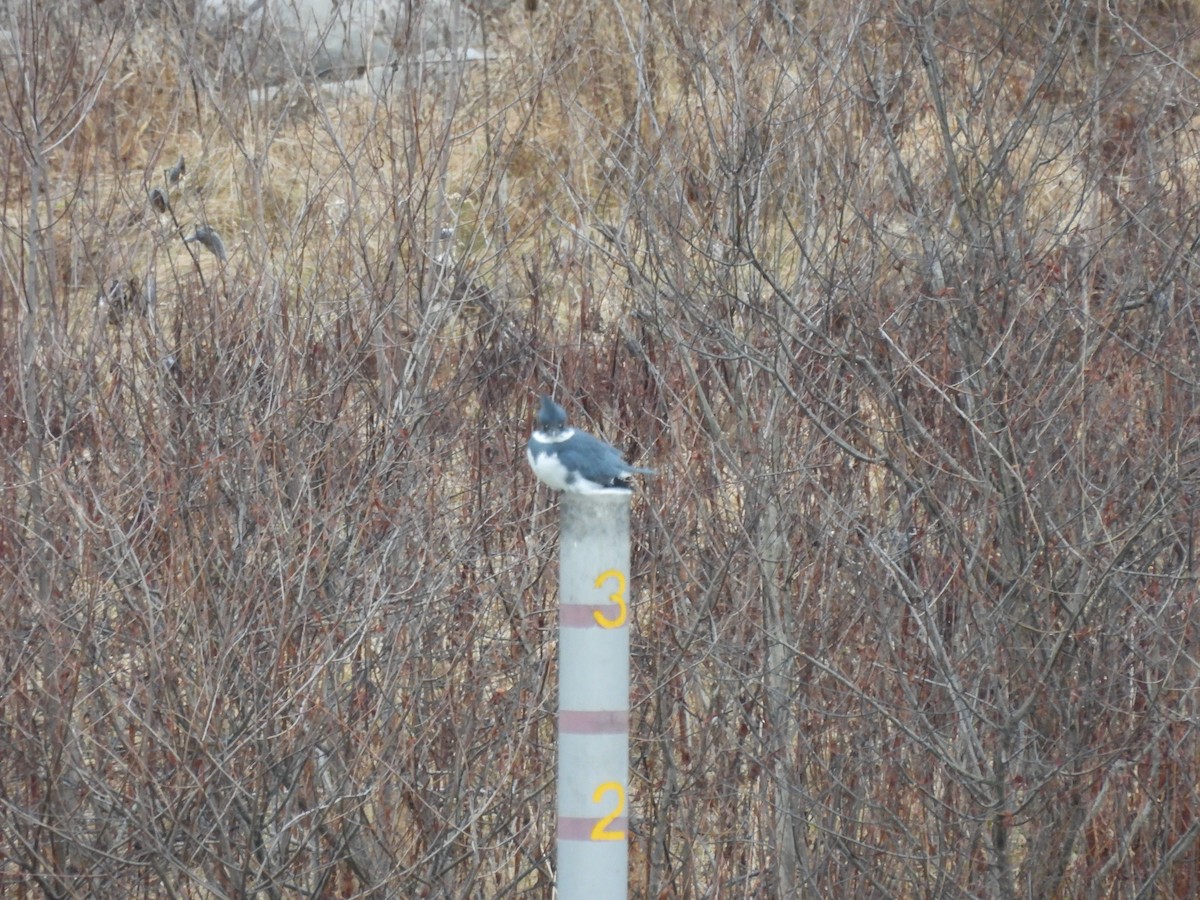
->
[527,395,654,494]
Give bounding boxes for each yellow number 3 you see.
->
[590,782,626,841]
[593,570,627,628]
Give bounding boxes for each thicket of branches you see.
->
[2,0,1198,896]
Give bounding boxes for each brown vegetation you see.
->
[2,0,1199,896]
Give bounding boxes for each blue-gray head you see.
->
[535,395,568,435]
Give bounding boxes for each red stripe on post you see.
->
[558,816,629,842]
[560,604,618,627]
[559,709,628,734]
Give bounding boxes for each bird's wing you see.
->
[559,431,654,478]
[553,430,631,478]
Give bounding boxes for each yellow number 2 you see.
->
[593,570,628,628]
[590,782,626,841]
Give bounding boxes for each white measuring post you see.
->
[556,491,631,899]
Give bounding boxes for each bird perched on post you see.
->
[527,395,654,494]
